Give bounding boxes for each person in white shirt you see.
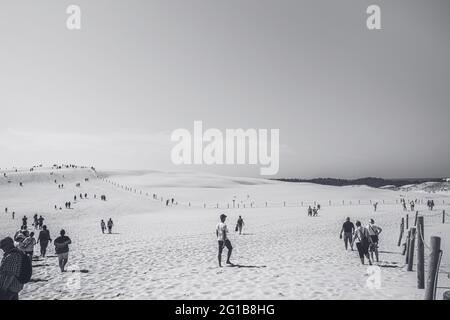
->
[352,221,373,265]
[216,214,233,267]
[367,219,382,262]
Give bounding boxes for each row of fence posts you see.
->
[399,210,446,299]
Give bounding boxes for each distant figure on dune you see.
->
[166,199,170,206]
[339,217,355,251]
[12,212,15,220]
[352,221,373,265]
[33,214,38,229]
[107,218,114,234]
[410,201,415,212]
[54,230,72,272]
[101,220,106,234]
[74,195,77,202]
[4,208,7,214]
[373,202,378,212]
[367,219,382,263]
[38,226,52,257]
[307,206,312,217]
[216,214,233,267]
[317,203,321,211]
[21,216,27,229]
[38,216,44,230]
[312,207,318,217]
[236,215,245,235]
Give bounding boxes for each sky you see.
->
[0,0,449,178]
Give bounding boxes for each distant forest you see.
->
[275,177,445,188]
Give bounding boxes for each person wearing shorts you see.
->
[54,229,72,272]
[367,219,382,262]
[216,214,233,267]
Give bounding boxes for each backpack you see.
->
[17,252,33,284]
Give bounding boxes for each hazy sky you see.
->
[0,0,449,178]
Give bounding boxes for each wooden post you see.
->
[397,217,405,247]
[414,211,419,227]
[443,210,446,224]
[284,201,286,207]
[406,214,409,230]
[407,227,416,271]
[405,229,411,261]
[425,237,441,300]
[417,216,425,289]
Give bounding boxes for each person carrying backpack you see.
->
[0,237,32,300]
[351,221,373,265]
[19,232,36,258]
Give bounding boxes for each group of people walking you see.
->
[307,205,320,217]
[100,218,114,234]
[339,217,382,265]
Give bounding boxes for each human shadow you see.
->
[226,263,266,269]
[378,250,401,255]
[240,233,255,236]
[29,278,48,283]
[33,264,51,268]
[71,269,89,273]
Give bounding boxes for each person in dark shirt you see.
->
[37,225,52,257]
[54,230,72,272]
[339,217,355,250]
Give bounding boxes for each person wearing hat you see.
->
[216,214,233,267]
[0,237,24,300]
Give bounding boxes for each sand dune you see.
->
[1,167,449,300]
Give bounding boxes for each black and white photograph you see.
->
[1,0,450,308]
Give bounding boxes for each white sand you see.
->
[1,167,449,300]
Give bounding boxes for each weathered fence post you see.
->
[443,210,446,224]
[417,216,425,289]
[414,211,419,227]
[425,237,442,300]
[404,229,411,259]
[407,227,416,271]
[397,217,405,247]
[406,214,409,230]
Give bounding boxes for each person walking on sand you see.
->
[107,218,114,234]
[339,217,355,250]
[12,212,15,220]
[37,226,52,257]
[33,214,38,229]
[307,206,312,217]
[216,214,233,267]
[352,221,373,265]
[367,219,382,263]
[54,230,72,272]
[37,216,44,230]
[22,216,27,229]
[0,237,25,300]
[19,232,36,259]
[101,220,106,234]
[236,215,245,235]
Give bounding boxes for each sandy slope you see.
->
[1,167,449,300]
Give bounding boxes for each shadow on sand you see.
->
[33,264,51,268]
[29,278,48,283]
[226,263,266,269]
